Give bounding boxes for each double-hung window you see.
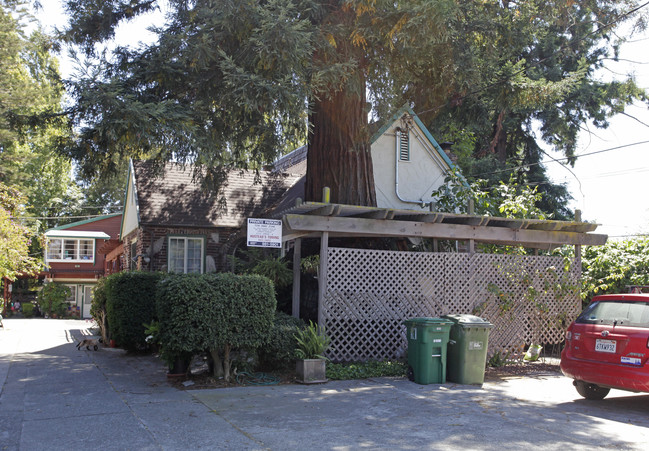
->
[168,236,204,274]
[46,238,95,262]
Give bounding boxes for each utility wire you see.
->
[468,139,649,179]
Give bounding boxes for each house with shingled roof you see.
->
[120,160,302,274]
[43,213,122,318]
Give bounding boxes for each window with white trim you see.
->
[168,236,204,274]
[46,238,95,262]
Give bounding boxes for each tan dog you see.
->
[76,338,99,351]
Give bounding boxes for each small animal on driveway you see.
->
[76,338,99,351]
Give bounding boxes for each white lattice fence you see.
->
[323,247,581,362]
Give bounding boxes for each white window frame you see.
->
[46,238,95,263]
[167,236,205,274]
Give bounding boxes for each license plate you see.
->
[595,339,616,353]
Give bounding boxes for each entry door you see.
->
[82,286,93,319]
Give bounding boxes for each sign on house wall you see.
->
[247,218,282,248]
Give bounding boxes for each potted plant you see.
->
[294,321,330,384]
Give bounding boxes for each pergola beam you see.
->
[283,214,607,247]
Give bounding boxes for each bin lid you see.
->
[442,314,494,328]
[404,317,453,326]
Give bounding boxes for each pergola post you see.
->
[292,238,301,318]
[468,199,475,254]
[575,209,582,261]
[317,232,329,327]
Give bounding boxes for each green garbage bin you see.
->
[443,314,494,385]
[403,318,453,385]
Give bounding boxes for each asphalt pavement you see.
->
[1,318,648,450]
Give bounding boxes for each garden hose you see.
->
[235,372,280,386]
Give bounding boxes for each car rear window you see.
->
[576,301,649,327]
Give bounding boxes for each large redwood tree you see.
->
[59,0,647,214]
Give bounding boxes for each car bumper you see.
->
[561,351,649,393]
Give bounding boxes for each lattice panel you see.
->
[323,248,581,362]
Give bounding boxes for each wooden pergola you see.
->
[276,199,607,322]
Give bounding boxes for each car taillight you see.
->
[566,331,572,341]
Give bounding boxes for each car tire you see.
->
[574,380,610,400]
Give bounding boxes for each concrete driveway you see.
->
[1,318,648,450]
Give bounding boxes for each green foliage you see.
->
[252,257,292,289]
[488,351,512,368]
[156,273,277,379]
[38,283,69,317]
[258,312,305,371]
[1,3,80,236]
[431,172,546,220]
[58,0,646,214]
[300,254,320,275]
[485,257,577,321]
[294,320,330,360]
[230,248,292,290]
[91,276,109,343]
[581,238,649,305]
[327,360,407,380]
[104,271,161,352]
[0,183,41,280]
[21,302,34,318]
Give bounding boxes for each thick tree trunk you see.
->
[304,1,376,206]
[305,83,376,206]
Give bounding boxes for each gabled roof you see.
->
[272,104,462,179]
[47,213,122,231]
[370,104,456,169]
[132,160,303,228]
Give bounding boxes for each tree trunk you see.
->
[306,89,376,206]
[304,1,376,206]
[223,344,232,382]
[209,348,224,378]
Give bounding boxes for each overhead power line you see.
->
[468,139,649,179]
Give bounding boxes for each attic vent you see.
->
[397,128,410,161]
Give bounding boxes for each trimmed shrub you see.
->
[156,273,219,359]
[104,271,161,352]
[38,283,69,317]
[156,273,276,380]
[258,312,304,371]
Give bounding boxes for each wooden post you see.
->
[575,209,582,261]
[318,231,329,327]
[468,199,475,254]
[292,239,301,319]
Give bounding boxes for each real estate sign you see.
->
[247,218,282,248]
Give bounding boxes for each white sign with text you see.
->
[247,218,282,248]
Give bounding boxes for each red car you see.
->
[561,293,649,400]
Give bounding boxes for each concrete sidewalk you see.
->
[1,318,648,450]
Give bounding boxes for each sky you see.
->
[30,2,649,239]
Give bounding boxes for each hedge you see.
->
[258,311,304,371]
[156,272,276,380]
[104,271,162,352]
